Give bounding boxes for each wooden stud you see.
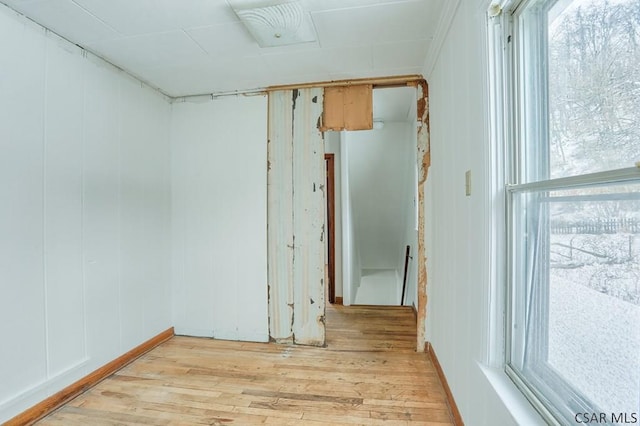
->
[416,80,430,352]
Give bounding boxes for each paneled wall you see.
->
[0,7,172,423]
[170,95,269,342]
[424,0,544,424]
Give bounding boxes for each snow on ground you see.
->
[548,231,640,413]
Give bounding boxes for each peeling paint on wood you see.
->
[292,87,325,347]
[267,90,295,343]
[268,88,326,347]
[416,80,430,352]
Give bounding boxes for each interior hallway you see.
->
[354,269,401,306]
[37,305,454,425]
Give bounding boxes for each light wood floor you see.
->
[38,305,454,425]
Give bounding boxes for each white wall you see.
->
[345,123,415,270]
[340,131,360,305]
[424,0,545,424]
[0,6,172,423]
[170,95,269,342]
[324,132,343,299]
[398,123,419,308]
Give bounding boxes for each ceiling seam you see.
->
[0,1,173,100]
[69,0,122,36]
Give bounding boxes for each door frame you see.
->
[325,153,336,304]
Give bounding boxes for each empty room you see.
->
[1,0,639,425]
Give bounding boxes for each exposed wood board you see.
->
[416,80,430,352]
[291,88,326,346]
[321,86,345,132]
[321,84,372,131]
[268,75,422,92]
[325,154,336,305]
[267,90,295,343]
[344,84,372,130]
[268,89,326,347]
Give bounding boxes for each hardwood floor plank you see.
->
[37,305,455,425]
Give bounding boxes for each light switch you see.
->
[465,170,471,196]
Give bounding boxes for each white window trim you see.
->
[491,0,640,423]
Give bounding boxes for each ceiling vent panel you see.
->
[230,1,317,47]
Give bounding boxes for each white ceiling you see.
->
[0,0,449,98]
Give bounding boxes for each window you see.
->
[499,0,640,423]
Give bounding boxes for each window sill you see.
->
[478,362,548,426]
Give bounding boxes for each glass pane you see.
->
[548,0,640,178]
[511,182,640,421]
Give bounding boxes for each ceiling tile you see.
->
[312,1,438,48]
[0,0,447,96]
[263,72,333,88]
[186,22,260,57]
[141,55,272,96]
[262,45,372,77]
[318,46,373,74]
[86,31,210,71]
[301,0,404,12]
[373,40,430,69]
[2,0,120,44]
[71,0,238,36]
[261,50,323,77]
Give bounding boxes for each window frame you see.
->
[495,0,640,423]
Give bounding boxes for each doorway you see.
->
[334,86,418,308]
[267,80,430,351]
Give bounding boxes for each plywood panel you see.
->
[321,86,345,132]
[321,85,372,131]
[292,88,325,346]
[344,85,373,131]
[267,90,295,342]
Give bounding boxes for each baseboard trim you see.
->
[5,327,175,426]
[335,297,343,305]
[426,342,464,426]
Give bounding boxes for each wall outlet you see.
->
[465,170,471,196]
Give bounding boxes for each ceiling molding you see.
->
[422,0,461,81]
